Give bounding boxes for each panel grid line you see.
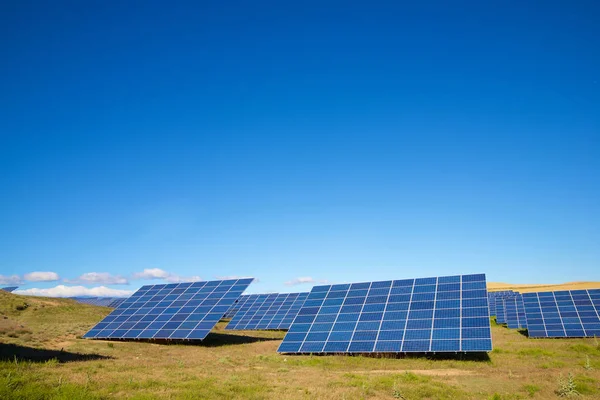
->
[400,279,416,352]
[428,277,439,352]
[347,282,374,352]
[568,291,586,336]
[459,275,462,352]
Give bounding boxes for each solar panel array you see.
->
[72,297,128,307]
[503,295,527,329]
[224,295,251,319]
[226,292,309,330]
[0,286,19,293]
[278,274,492,354]
[523,290,600,338]
[83,278,253,340]
[488,291,515,316]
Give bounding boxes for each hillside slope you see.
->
[0,290,109,348]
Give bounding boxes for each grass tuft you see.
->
[523,384,540,397]
[556,373,580,397]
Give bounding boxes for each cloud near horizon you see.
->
[24,271,60,282]
[65,272,129,285]
[284,276,329,286]
[15,285,134,298]
[132,268,201,283]
[0,274,23,285]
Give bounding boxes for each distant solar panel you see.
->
[0,286,19,293]
[71,297,126,307]
[108,298,127,308]
[83,278,253,340]
[523,290,600,338]
[224,295,251,319]
[495,298,508,324]
[488,291,515,316]
[503,295,527,329]
[278,274,492,354]
[226,292,308,330]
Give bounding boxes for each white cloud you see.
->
[14,285,133,298]
[24,271,60,282]
[132,268,170,280]
[165,275,202,283]
[132,268,201,283]
[65,272,129,285]
[0,274,23,285]
[284,276,330,286]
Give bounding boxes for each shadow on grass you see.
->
[91,332,280,347]
[283,351,491,362]
[0,343,112,363]
[201,332,281,347]
[516,329,529,338]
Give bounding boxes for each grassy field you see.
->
[1,287,600,399]
[488,281,600,293]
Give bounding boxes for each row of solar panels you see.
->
[71,297,127,308]
[1,286,19,293]
[83,274,494,353]
[490,289,600,338]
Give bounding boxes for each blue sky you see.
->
[1,1,599,297]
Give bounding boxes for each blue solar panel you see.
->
[83,278,253,340]
[108,298,127,308]
[278,274,492,353]
[73,297,124,307]
[488,291,515,316]
[523,290,600,338]
[495,299,507,324]
[224,295,252,319]
[1,286,19,293]
[504,295,527,329]
[226,292,308,330]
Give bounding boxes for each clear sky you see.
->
[1,1,599,297]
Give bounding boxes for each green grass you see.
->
[2,290,600,399]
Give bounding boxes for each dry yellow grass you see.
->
[488,281,600,293]
[1,289,600,399]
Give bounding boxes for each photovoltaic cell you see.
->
[226,292,308,330]
[495,299,508,324]
[278,274,492,353]
[488,291,515,316]
[109,298,127,308]
[1,286,19,293]
[224,295,252,319]
[503,295,527,329]
[83,278,253,341]
[523,290,600,338]
[72,297,127,307]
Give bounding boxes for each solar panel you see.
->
[224,294,252,319]
[0,286,19,293]
[108,298,127,308]
[523,290,600,338]
[278,274,492,354]
[71,297,126,307]
[226,292,308,330]
[83,278,253,341]
[495,298,508,324]
[503,295,527,329]
[488,291,515,316]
